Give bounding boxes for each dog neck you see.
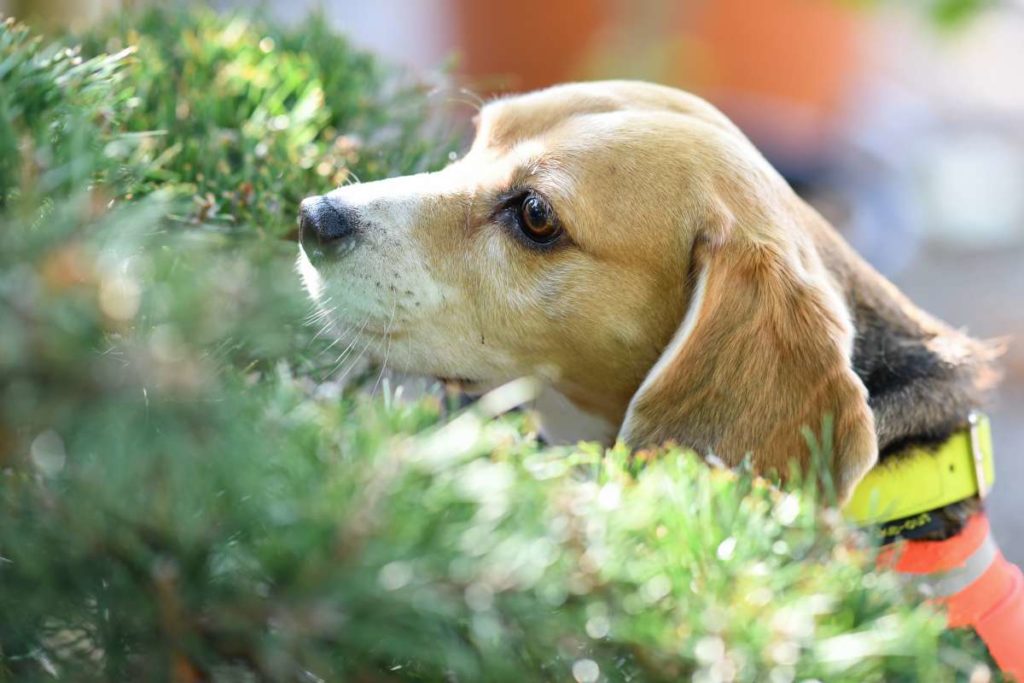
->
[533,385,619,445]
[807,214,998,462]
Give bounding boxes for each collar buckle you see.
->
[968,411,989,499]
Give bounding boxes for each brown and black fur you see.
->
[811,204,1001,539]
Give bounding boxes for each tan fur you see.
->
[300,80,991,505]
[621,237,877,498]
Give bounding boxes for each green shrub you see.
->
[0,17,131,208]
[80,7,456,232]
[0,9,996,682]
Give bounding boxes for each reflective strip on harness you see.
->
[885,514,1024,680]
[919,532,998,599]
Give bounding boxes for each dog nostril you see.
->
[298,201,318,242]
[298,196,356,245]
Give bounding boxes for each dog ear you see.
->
[619,231,877,503]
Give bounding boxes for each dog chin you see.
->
[436,376,501,395]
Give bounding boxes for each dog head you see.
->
[298,80,877,500]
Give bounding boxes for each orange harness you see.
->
[879,513,1024,678]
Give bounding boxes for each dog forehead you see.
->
[476,81,736,150]
[476,97,620,152]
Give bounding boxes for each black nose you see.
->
[298,196,356,246]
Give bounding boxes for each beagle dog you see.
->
[297,80,998,533]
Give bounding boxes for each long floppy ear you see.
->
[619,231,877,503]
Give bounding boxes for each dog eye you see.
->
[518,194,561,243]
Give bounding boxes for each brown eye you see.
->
[519,194,560,243]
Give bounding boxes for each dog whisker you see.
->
[307,313,338,345]
[333,322,379,386]
[428,85,485,113]
[371,296,399,397]
[328,317,371,369]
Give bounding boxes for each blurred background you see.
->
[9,0,1023,558]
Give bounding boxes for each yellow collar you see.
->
[843,412,995,526]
